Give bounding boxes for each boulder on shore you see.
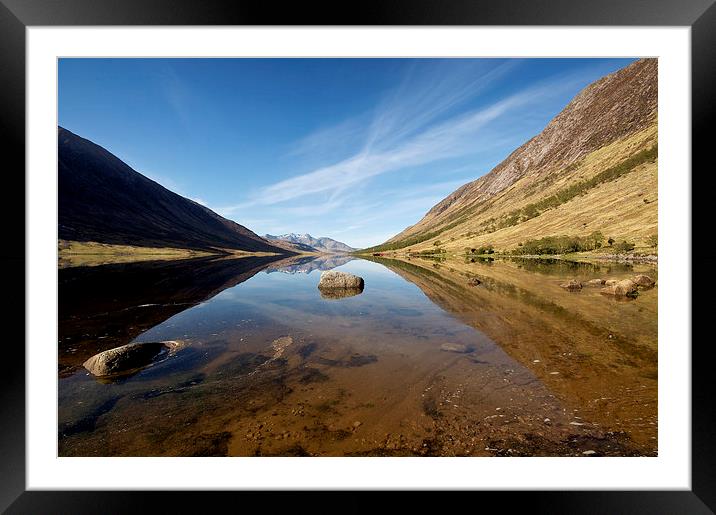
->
[560,279,582,291]
[318,271,364,290]
[632,274,656,287]
[83,340,184,377]
[600,279,639,298]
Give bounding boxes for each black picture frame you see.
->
[1,0,713,512]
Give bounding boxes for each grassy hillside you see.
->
[362,59,658,257]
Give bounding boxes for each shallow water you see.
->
[58,254,657,456]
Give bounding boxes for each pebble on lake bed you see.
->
[271,336,293,359]
[440,343,473,353]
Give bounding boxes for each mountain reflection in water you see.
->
[264,254,356,274]
[58,254,657,457]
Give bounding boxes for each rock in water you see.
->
[586,279,606,286]
[632,274,655,287]
[440,343,473,353]
[271,336,293,359]
[560,279,582,290]
[467,277,482,287]
[600,279,639,298]
[83,340,183,377]
[318,271,364,290]
[604,279,619,286]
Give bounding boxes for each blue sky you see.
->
[58,58,635,248]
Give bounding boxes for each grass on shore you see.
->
[58,240,279,268]
[361,245,657,263]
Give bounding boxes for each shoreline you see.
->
[57,240,296,268]
[358,251,658,265]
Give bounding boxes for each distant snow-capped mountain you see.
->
[264,233,356,253]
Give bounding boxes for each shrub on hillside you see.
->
[613,240,635,253]
[465,245,494,255]
[511,232,605,255]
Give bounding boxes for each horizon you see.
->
[58,57,635,248]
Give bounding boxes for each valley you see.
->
[56,57,661,459]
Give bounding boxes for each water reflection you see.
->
[506,256,635,276]
[319,287,364,300]
[58,254,287,376]
[58,254,657,457]
[368,256,657,426]
[265,254,356,274]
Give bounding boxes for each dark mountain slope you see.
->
[58,127,288,254]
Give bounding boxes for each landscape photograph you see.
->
[58,57,658,457]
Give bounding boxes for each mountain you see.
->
[264,233,356,253]
[58,127,289,254]
[262,237,319,254]
[366,58,658,254]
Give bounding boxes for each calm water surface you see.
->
[58,254,657,456]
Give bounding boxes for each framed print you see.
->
[2,0,714,512]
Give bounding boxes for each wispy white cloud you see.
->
[361,59,519,152]
[220,63,587,217]
[287,116,368,160]
[228,93,520,209]
[212,62,611,248]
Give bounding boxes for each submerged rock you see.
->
[467,277,482,287]
[560,279,582,291]
[601,279,639,298]
[317,271,364,290]
[271,336,293,359]
[83,340,184,377]
[632,274,656,287]
[586,279,606,286]
[440,343,473,353]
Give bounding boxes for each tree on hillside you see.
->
[587,231,604,250]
